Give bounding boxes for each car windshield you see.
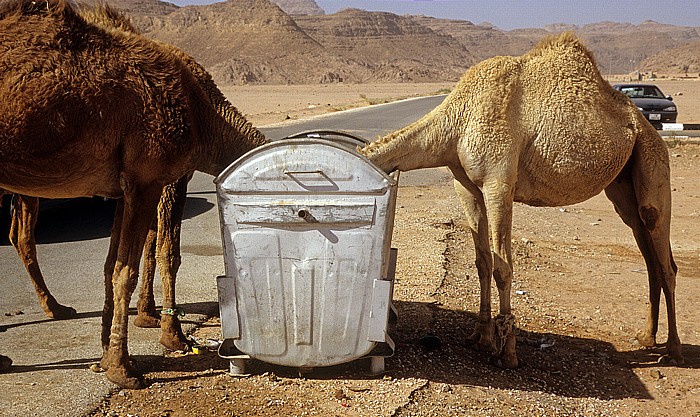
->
[619,86,666,99]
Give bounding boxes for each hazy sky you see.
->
[167,0,700,30]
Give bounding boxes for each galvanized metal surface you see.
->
[215,135,398,370]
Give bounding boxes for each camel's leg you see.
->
[155,177,190,351]
[103,182,161,389]
[481,180,518,369]
[604,137,682,364]
[101,199,123,360]
[134,225,160,329]
[452,176,495,353]
[9,195,76,319]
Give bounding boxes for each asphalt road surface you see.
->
[0,94,446,416]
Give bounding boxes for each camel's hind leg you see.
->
[134,226,160,329]
[604,134,683,364]
[154,176,190,351]
[10,195,76,319]
[101,199,123,361]
[103,181,162,389]
[453,177,495,353]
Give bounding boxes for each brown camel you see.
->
[0,0,266,388]
[360,32,682,368]
[0,4,266,352]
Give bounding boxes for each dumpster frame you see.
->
[215,130,399,375]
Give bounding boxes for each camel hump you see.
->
[527,31,598,66]
[0,0,91,45]
[80,3,139,34]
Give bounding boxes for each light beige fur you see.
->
[361,32,682,368]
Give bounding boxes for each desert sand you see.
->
[93,79,700,417]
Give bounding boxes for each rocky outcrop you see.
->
[270,0,324,15]
[86,0,700,84]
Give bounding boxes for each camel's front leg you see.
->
[453,177,495,353]
[103,182,161,389]
[155,176,190,351]
[10,195,76,319]
[482,180,518,369]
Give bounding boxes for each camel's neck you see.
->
[361,104,456,173]
[197,87,268,176]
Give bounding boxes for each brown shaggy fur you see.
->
[0,0,266,388]
[361,32,682,368]
[2,3,266,353]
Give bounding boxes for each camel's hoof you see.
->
[0,355,12,371]
[636,331,656,348]
[466,339,495,354]
[500,353,519,369]
[133,313,161,329]
[159,315,189,351]
[160,333,190,352]
[465,330,495,354]
[44,301,77,320]
[106,365,146,390]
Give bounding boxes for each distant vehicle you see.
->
[612,83,678,129]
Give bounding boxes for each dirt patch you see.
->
[91,140,700,416]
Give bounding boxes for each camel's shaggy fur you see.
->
[361,32,682,367]
[0,0,266,388]
[1,4,266,353]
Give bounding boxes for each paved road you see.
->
[0,94,446,416]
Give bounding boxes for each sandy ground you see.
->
[82,79,699,416]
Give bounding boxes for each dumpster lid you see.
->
[215,137,396,194]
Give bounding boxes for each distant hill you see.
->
[270,0,324,15]
[293,9,476,82]
[79,0,700,85]
[640,40,700,75]
[131,0,338,84]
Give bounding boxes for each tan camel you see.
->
[0,0,266,388]
[0,4,266,352]
[360,32,683,368]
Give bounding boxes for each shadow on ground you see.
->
[0,196,214,245]
[127,298,700,402]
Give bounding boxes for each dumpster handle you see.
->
[284,169,324,175]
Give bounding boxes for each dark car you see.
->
[612,83,678,129]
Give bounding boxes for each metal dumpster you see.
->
[214,131,399,375]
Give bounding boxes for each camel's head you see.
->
[357,139,398,174]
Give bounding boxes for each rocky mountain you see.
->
[640,40,700,75]
[131,0,338,84]
[411,16,700,75]
[80,0,700,85]
[293,9,476,82]
[270,0,324,15]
